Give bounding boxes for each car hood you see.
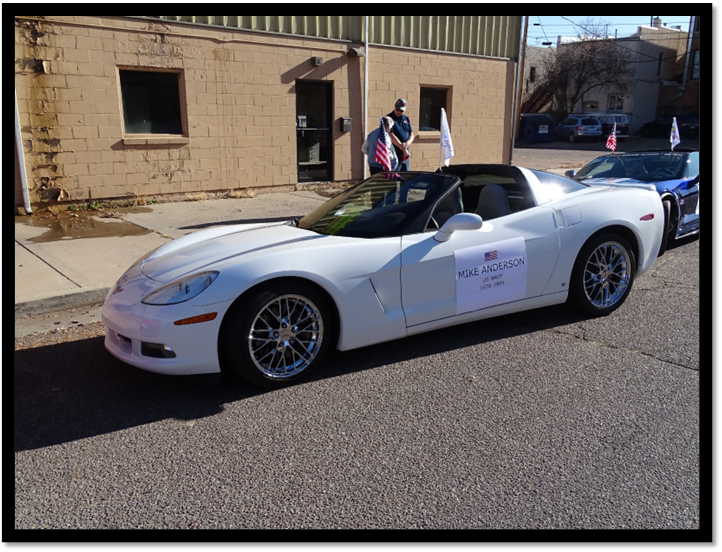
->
[579,177,661,193]
[141,222,324,283]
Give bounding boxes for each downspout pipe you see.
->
[363,16,369,179]
[680,16,696,90]
[509,16,527,166]
[15,87,32,214]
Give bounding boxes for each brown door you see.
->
[296,81,332,182]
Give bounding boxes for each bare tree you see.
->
[540,19,635,114]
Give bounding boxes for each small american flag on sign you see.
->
[606,122,617,152]
[485,250,498,262]
[374,118,394,172]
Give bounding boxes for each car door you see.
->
[399,202,560,328]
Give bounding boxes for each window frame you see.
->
[418,86,451,134]
[606,94,624,112]
[117,67,189,145]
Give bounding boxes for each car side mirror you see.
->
[565,170,576,178]
[434,213,483,242]
[687,175,700,188]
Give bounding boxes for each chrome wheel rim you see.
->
[248,294,324,379]
[583,241,631,309]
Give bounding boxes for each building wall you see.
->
[367,47,515,169]
[633,24,691,131]
[15,16,516,209]
[657,17,699,118]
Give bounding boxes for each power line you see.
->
[530,20,690,28]
[529,16,695,67]
[558,16,696,66]
[536,16,550,45]
[529,17,693,43]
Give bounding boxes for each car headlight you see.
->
[142,272,219,305]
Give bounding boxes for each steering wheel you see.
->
[653,168,676,179]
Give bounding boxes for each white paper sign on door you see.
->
[454,237,527,315]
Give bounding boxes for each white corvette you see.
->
[102,165,663,388]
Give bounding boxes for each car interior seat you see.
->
[475,184,511,220]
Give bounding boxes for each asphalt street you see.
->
[13,138,704,534]
[14,238,702,532]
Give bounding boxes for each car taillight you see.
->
[577,125,582,134]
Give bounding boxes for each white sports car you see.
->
[102,165,664,388]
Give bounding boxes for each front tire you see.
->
[221,282,332,388]
[568,234,635,316]
[658,199,673,255]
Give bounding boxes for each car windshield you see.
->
[298,172,455,238]
[575,153,687,182]
[581,118,599,125]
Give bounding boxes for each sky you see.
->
[527,16,693,47]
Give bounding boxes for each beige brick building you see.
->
[14,16,523,212]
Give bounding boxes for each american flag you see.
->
[485,250,498,262]
[374,117,394,172]
[606,123,617,152]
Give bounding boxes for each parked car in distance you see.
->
[572,113,630,139]
[555,116,602,143]
[565,149,699,254]
[640,113,699,138]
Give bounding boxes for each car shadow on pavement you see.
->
[13,337,261,451]
[316,304,587,382]
[666,233,699,252]
[14,304,587,452]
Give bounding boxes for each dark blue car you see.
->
[566,149,699,254]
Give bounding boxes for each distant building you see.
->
[519,46,555,115]
[553,17,699,134]
[655,17,699,121]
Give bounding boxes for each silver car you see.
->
[555,116,603,143]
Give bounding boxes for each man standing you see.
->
[387,98,414,171]
[361,116,399,175]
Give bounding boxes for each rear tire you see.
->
[568,132,576,143]
[220,281,332,389]
[568,233,635,316]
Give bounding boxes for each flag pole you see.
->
[439,108,443,171]
[439,133,443,172]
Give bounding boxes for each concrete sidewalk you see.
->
[14,190,330,323]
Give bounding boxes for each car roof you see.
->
[566,116,600,121]
[570,113,628,118]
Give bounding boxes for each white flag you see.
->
[440,108,454,167]
[670,117,681,150]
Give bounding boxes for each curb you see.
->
[15,286,110,319]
